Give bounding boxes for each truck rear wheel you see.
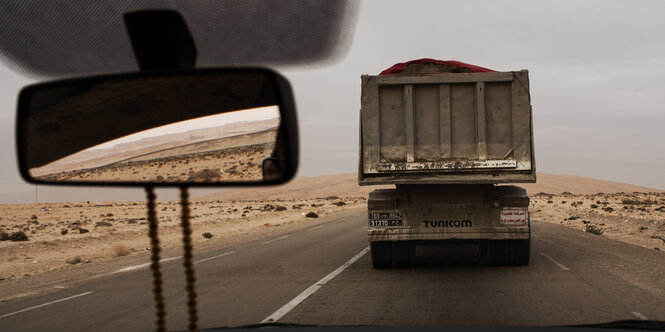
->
[510,216,531,265]
[488,241,510,265]
[371,242,392,269]
[488,240,530,265]
[509,239,530,266]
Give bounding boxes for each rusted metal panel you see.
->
[377,159,517,172]
[439,84,452,158]
[359,70,535,185]
[414,85,439,161]
[450,84,477,159]
[511,70,532,171]
[485,82,513,159]
[404,85,415,163]
[476,82,487,160]
[378,85,405,163]
[360,75,380,174]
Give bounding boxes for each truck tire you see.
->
[509,239,530,265]
[510,215,531,265]
[488,241,510,265]
[371,242,392,269]
[393,242,412,268]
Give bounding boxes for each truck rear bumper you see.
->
[368,229,529,242]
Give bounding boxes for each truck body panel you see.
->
[359,70,535,185]
[367,185,530,242]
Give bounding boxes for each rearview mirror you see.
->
[16,68,298,186]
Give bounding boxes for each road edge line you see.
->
[263,235,288,244]
[540,252,571,271]
[0,291,93,319]
[115,256,181,273]
[194,251,235,264]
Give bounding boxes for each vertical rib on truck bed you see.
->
[359,70,535,185]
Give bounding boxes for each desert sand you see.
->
[37,142,273,183]
[1,172,663,294]
[531,192,665,252]
[0,196,364,293]
[30,119,279,177]
[34,130,276,183]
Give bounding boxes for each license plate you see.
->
[369,211,402,227]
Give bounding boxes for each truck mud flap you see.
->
[370,242,392,269]
[371,241,414,269]
[487,239,530,266]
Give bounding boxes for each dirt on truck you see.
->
[359,59,536,268]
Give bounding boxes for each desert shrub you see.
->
[188,168,222,181]
[110,244,131,257]
[8,231,28,241]
[306,212,319,218]
[583,225,604,235]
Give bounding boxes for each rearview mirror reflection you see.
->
[30,107,279,183]
[17,68,298,186]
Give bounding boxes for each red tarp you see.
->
[379,58,495,75]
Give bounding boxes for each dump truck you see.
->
[359,60,535,268]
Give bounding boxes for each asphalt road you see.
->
[1,208,664,331]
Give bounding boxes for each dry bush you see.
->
[110,244,131,257]
[583,225,604,235]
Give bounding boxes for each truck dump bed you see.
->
[359,70,535,185]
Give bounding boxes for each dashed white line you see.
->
[263,235,288,244]
[194,251,235,264]
[308,225,323,231]
[115,256,181,273]
[0,292,93,319]
[540,252,571,271]
[631,311,648,320]
[261,246,370,323]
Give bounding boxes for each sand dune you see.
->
[520,173,662,195]
[195,172,663,202]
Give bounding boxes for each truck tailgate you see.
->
[359,71,535,185]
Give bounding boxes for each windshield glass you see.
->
[1,0,664,330]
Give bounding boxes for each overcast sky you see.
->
[1,0,664,195]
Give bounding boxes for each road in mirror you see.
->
[29,106,280,183]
